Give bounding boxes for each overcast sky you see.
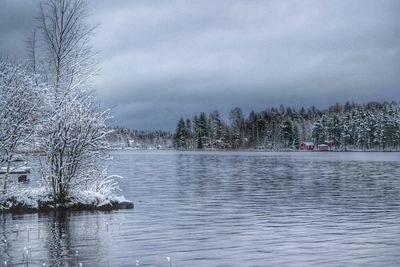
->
[1,0,399,131]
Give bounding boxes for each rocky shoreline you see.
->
[0,191,134,214]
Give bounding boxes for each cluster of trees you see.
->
[107,127,173,149]
[312,102,400,150]
[1,0,115,205]
[174,102,400,151]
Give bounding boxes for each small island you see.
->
[0,0,132,214]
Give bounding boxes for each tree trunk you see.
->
[3,159,11,194]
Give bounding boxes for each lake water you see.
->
[1,151,400,266]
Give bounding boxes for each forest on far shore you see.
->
[173,101,400,151]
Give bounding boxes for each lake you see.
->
[1,151,400,266]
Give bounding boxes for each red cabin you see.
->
[300,142,315,151]
[318,144,329,151]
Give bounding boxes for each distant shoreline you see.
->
[109,148,400,153]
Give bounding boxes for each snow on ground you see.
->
[0,186,133,213]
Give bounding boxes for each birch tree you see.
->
[34,0,114,203]
[37,0,96,101]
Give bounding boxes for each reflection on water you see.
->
[1,151,400,266]
[0,211,114,266]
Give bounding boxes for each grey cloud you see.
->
[0,0,37,58]
[1,0,399,130]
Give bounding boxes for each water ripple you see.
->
[1,151,400,266]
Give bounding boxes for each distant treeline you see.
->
[107,127,173,149]
[173,101,400,151]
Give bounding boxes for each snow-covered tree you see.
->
[33,0,115,204]
[280,118,293,148]
[312,118,324,146]
[230,107,245,148]
[185,118,194,149]
[174,118,187,150]
[40,91,111,203]
[194,113,209,149]
[208,110,223,149]
[37,0,96,101]
[0,62,47,193]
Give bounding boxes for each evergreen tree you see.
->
[209,110,223,149]
[194,113,208,149]
[174,118,187,149]
[312,119,324,146]
[185,118,193,149]
[230,107,245,148]
[293,122,300,149]
[281,119,293,148]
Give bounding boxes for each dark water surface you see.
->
[1,151,400,266]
